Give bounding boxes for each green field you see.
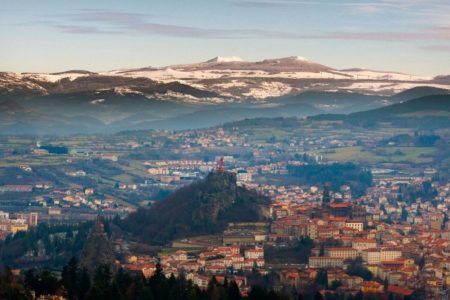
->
[113,173,134,183]
[120,160,150,178]
[247,128,290,143]
[0,155,75,167]
[309,146,436,163]
[103,193,138,208]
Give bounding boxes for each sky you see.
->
[1,0,450,76]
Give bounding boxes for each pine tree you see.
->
[77,267,91,300]
[137,286,154,300]
[0,268,32,300]
[227,281,242,300]
[315,269,328,289]
[248,285,267,300]
[354,291,363,300]
[207,276,223,300]
[61,257,78,299]
[314,291,324,300]
[418,256,425,270]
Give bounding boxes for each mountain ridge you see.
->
[1,87,449,134]
[1,56,449,134]
[2,56,447,103]
[309,94,450,129]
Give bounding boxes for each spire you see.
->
[93,215,105,234]
[218,156,224,173]
[322,184,331,208]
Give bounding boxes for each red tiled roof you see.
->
[387,285,414,296]
[329,203,352,208]
[353,239,376,243]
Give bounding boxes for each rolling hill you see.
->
[323,94,450,129]
[348,94,450,120]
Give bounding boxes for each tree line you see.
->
[0,258,295,300]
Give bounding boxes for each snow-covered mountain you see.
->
[1,56,449,135]
[103,56,449,100]
[2,56,449,103]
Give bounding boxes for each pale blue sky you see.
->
[1,0,450,75]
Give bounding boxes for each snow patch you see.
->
[90,99,105,104]
[212,80,248,89]
[341,70,431,81]
[113,87,143,95]
[22,73,89,83]
[243,82,293,99]
[206,56,243,63]
[342,82,450,94]
[153,91,228,104]
[294,56,309,62]
[113,67,351,83]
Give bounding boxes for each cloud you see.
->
[231,0,393,12]
[323,26,450,42]
[232,0,399,9]
[54,24,121,35]
[42,9,299,39]
[353,5,383,13]
[232,0,317,7]
[421,44,450,52]
[22,8,450,44]
[232,0,447,9]
[232,0,450,21]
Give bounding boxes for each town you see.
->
[0,115,448,299]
